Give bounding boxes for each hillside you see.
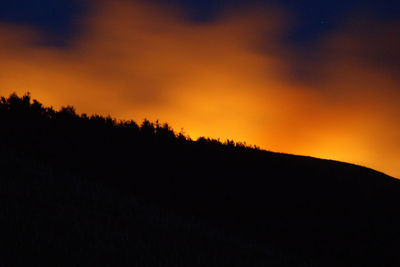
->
[1,93,400,266]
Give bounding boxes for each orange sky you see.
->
[1,0,399,177]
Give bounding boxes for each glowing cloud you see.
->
[0,0,399,177]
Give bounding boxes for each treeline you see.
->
[0,92,262,192]
[0,92,257,152]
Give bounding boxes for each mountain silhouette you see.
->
[1,92,400,266]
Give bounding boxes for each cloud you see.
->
[288,16,400,176]
[0,0,399,177]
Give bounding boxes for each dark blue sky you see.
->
[0,0,399,45]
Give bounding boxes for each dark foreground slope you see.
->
[1,93,400,266]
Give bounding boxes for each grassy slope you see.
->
[1,157,293,266]
[1,93,400,266]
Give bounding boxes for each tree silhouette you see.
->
[1,92,400,266]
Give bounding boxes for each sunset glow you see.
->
[1,0,399,177]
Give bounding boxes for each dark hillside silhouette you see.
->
[1,92,400,266]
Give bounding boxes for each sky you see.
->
[1,0,400,177]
